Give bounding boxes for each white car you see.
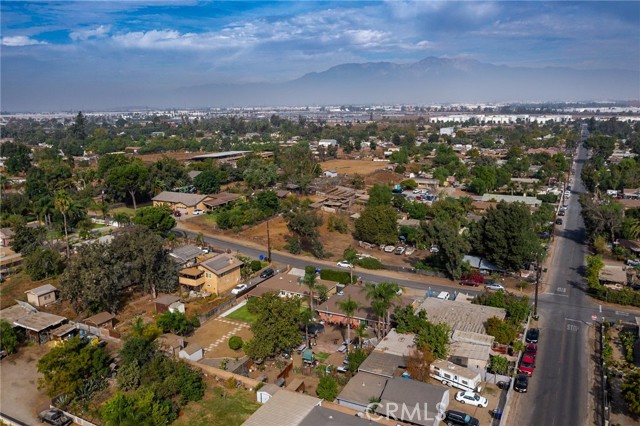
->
[383,245,396,253]
[430,245,440,253]
[231,284,248,295]
[485,282,505,291]
[455,391,488,408]
[404,247,416,256]
[336,260,353,268]
[193,209,205,215]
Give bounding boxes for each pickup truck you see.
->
[38,409,72,426]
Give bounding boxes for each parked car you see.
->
[231,284,248,295]
[394,246,405,255]
[626,259,640,267]
[259,268,275,278]
[526,328,540,343]
[444,410,480,426]
[430,245,440,253]
[336,260,353,268]
[518,354,536,376]
[558,210,565,216]
[455,391,488,408]
[460,272,484,287]
[555,218,563,225]
[525,342,538,358]
[383,245,396,253]
[38,409,72,426]
[193,209,205,215]
[336,365,349,373]
[404,247,416,256]
[484,282,505,291]
[513,374,529,393]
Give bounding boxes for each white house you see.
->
[318,139,337,148]
[179,343,203,362]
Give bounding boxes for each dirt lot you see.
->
[188,316,254,359]
[0,344,53,423]
[319,159,390,176]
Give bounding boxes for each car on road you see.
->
[336,260,353,268]
[259,268,275,278]
[555,218,563,225]
[231,284,248,295]
[395,246,405,255]
[513,374,529,393]
[460,272,484,287]
[444,410,480,426]
[454,391,488,408]
[526,328,540,343]
[485,282,505,291]
[38,409,72,426]
[558,209,565,216]
[518,354,536,376]
[193,209,205,215]
[525,342,538,358]
[383,245,396,253]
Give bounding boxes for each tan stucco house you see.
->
[152,191,211,215]
[25,284,58,307]
[178,253,243,295]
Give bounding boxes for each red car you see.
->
[525,343,537,358]
[460,272,484,287]
[518,354,536,376]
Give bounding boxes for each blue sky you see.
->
[1,1,639,110]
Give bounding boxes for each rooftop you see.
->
[376,377,447,426]
[299,406,374,426]
[25,284,58,297]
[200,253,243,275]
[203,191,242,207]
[0,303,37,324]
[83,312,115,326]
[243,389,321,426]
[373,329,417,357]
[414,298,506,335]
[449,340,492,362]
[480,193,542,207]
[431,359,480,381]
[358,351,405,378]
[14,311,66,332]
[336,372,386,407]
[169,245,204,263]
[152,191,209,206]
[316,285,412,322]
[155,294,181,306]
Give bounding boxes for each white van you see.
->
[436,291,450,300]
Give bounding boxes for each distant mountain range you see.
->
[174,56,639,107]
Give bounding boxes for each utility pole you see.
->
[266,220,272,263]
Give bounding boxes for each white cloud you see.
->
[70,25,111,41]
[1,35,48,47]
[111,29,253,50]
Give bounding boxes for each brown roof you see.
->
[155,294,181,306]
[152,191,210,207]
[180,266,203,276]
[316,285,412,322]
[14,311,66,332]
[200,253,243,275]
[203,192,241,207]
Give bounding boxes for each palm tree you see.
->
[337,295,359,355]
[301,269,317,310]
[300,307,314,350]
[54,190,72,257]
[364,282,400,337]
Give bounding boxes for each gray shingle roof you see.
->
[152,191,209,207]
[201,253,243,275]
[376,377,448,426]
[243,390,321,426]
[25,284,58,297]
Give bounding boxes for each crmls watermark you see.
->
[364,402,447,422]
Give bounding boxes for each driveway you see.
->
[0,344,52,424]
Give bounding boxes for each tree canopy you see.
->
[354,205,398,245]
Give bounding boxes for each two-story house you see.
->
[178,253,243,295]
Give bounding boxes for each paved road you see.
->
[508,143,640,425]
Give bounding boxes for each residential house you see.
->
[49,323,78,344]
[202,192,242,210]
[414,297,506,335]
[154,294,181,314]
[179,343,204,361]
[0,302,67,344]
[317,139,338,148]
[375,377,449,426]
[152,191,211,215]
[178,253,243,296]
[169,245,205,267]
[316,285,412,328]
[25,284,58,307]
[462,255,503,275]
[83,312,116,329]
[247,269,336,304]
[336,371,387,411]
[299,406,382,426]
[243,389,322,426]
[448,329,495,374]
[0,227,14,247]
[599,265,629,289]
[158,333,185,358]
[357,351,405,378]
[480,194,542,208]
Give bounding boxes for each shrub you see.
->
[488,355,509,375]
[357,257,384,270]
[250,260,262,272]
[316,375,338,401]
[228,336,243,351]
[320,269,353,284]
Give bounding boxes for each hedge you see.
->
[320,269,354,284]
[356,257,384,270]
[589,287,640,307]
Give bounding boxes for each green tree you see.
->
[244,293,302,359]
[1,142,32,174]
[193,170,221,194]
[354,205,398,245]
[10,224,46,256]
[255,190,280,214]
[415,321,450,359]
[488,355,510,375]
[102,389,176,426]
[301,268,317,310]
[24,247,65,280]
[337,295,359,354]
[132,206,176,235]
[622,369,640,415]
[156,311,199,336]
[0,319,18,354]
[285,206,324,258]
[277,142,321,193]
[54,189,72,258]
[346,347,368,373]
[368,184,393,207]
[37,337,110,400]
[428,218,470,279]
[105,160,150,209]
[316,375,338,401]
[243,159,278,189]
[364,282,400,337]
[486,317,518,345]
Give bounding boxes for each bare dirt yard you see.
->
[0,344,52,424]
[188,316,254,359]
[319,159,390,176]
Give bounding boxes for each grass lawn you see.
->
[315,352,330,362]
[225,304,257,324]
[174,387,259,426]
